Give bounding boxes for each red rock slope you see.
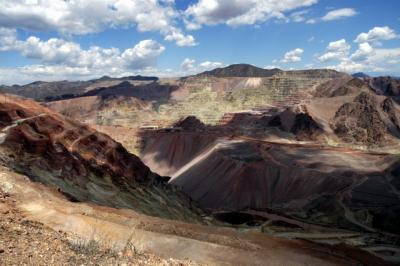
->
[0,94,203,221]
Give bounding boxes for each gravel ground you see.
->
[0,189,199,266]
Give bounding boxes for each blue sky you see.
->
[0,0,399,84]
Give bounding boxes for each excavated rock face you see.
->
[290,113,323,140]
[333,92,387,145]
[266,108,322,140]
[0,95,203,221]
[173,116,206,131]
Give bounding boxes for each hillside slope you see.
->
[0,94,202,221]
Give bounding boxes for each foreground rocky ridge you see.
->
[0,94,203,222]
[0,187,198,266]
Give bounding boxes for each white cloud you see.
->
[181,58,196,71]
[318,39,350,62]
[0,28,18,51]
[316,26,399,74]
[327,59,366,73]
[180,58,224,74]
[0,64,168,85]
[185,0,252,28]
[199,61,224,69]
[323,27,400,74]
[306,18,316,24]
[0,33,165,71]
[350,42,374,61]
[322,41,400,74]
[367,48,400,68]
[281,48,304,63]
[354,26,397,44]
[0,0,195,46]
[121,40,165,69]
[164,27,197,46]
[184,0,318,29]
[321,8,357,21]
[290,10,309,23]
[264,65,280,69]
[305,8,356,24]
[325,48,400,74]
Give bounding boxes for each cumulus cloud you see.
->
[350,42,374,61]
[0,0,195,46]
[318,39,350,62]
[365,48,400,69]
[181,58,196,71]
[327,59,366,73]
[0,57,225,85]
[328,48,400,74]
[320,30,400,74]
[180,58,224,74]
[321,8,357,21]
[354,26,397,44]
[281,48,304,63]
[199,61,224,69]
[0,64,167,85]
[1,33,165,70]
[184,0,318,29]
[164,27,197,46]
[121,40,166,69]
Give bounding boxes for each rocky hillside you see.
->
[45,66,346,128]
[0,94,203,221]
[197,64,282,77]
[367,76,400,97]
[313,77,367,98]
[332,92,400,145]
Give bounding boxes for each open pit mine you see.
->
[0,64,400,265]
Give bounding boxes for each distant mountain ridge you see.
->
[352,72,370,78]
[0,64,398,103]
[197,63,347,79]
[197,64,282,77]
[0,75,158,101]
[96,75,158,82]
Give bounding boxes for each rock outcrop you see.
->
[266,107,323,140]
[332,92,400,145]
[173,116,206,131]
[314,77,368,98]
[368,76,400,97]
